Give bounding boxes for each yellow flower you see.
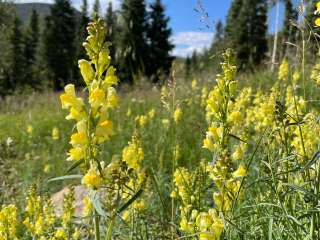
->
[0,204,18,239]
[292,70,300,84]
[174,108,183,123]
[27,125,33,136]
[122,138,144,170]
[138,115,148,127]
[316,1,320,14]
[44,164,51,173]
[278,59,289,81]
[54,229,67,239]
[82,167,102,189]
[107,87,118,108]
[103,66,118,88]
[79,59,95,85]
[233,164,247,178]
[60,84,84,111]
[70,132,88,146]
[133,199,146,211]
[66,107,86,121]
[67,147,85,161]
[148,109,156,119]
[191,79,197,90]
[196,212,212,231]
[72,228,81,239]
[162,118,170,128]
[315,18,320,27]
[95,120,114,143]
[122,210,131,222]
[52,127,59,140]
[89,87,105,108]
[82,196,93,217]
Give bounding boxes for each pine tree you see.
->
[9,16,25,91]
[224,0,243,48]
[105,2,117,64]
[43,0,76,90]
[93,0,100,18]
[225,0,268,69]
[210,20,224,53]
[0,0,14,95]
[250,0,268,66]
[24,9,40,87]
[305,0,319,56]
[119,0,149,83]
[146,0,174,82]
[282,0,298,57]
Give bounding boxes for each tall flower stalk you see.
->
[60,18,119,240]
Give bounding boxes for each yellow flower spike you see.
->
[232,164,247,178]
[292,70,300,84]
[82,196,93,217]
[148,109,156,119]
[138,115,148,127]
[78,59,95,85]
[174,107,183,123]
[52,127,59,140]
[0,204,18,239]
[278,58,289,81]
[67,147,85,161]
[191,79,197,90]
[122,137,144,170]
[82,167,102,189]
[315,17,320,27]
[26,125,33,137]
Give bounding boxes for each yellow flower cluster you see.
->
[23,187,55,238]
[60,19,119,190]
[278,58,289,81]
[171,165,225,240]
[311,63,320,86]
[0,204,17,240]
[122,136,144,171]
[315,1,320,26]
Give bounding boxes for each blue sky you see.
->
[16,0,294,57]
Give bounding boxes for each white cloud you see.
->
[171,31,214,58]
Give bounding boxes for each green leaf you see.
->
[117,188,143,214]
[302,151,320,171]
[66,159,85,174]
[90,192,106,217]
[48,174,82,182]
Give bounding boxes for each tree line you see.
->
[0,0,174,95]
[185,0,318,79]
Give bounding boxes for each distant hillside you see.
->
[14,3,51,23]
[14,3,81,24]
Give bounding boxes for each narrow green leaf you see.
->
[48,174,82,182]
[66,159,85,173]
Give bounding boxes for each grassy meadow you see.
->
[2,14,320,240]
